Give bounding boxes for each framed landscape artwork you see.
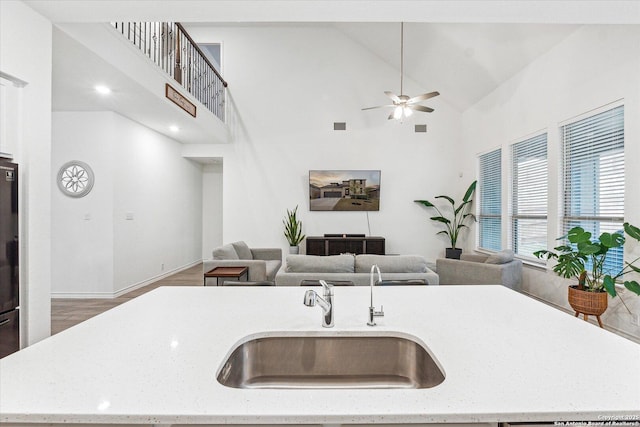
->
[309,170,381,211]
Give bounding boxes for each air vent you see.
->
[415,124,427,133]
[333,122,346,131]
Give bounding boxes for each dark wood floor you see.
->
[51,263,203,335]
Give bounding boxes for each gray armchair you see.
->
[203,241,282,285]
[436,250,522,290]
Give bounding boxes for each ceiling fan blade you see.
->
[384,91,401,103]
[409,104,434,113]
[407,91,440,104]
[362,105,394,111]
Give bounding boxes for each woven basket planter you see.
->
[568,286,608,328]
[568,285,608,315]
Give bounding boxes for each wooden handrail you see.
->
[176,23,227,87]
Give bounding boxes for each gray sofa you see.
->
[436,250,522,290]
[275,254,439,286]
[203,241,282,284]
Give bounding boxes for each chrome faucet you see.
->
[303,280,334,328]
[368,265,384,326]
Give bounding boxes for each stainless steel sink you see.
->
[217,334,445,389]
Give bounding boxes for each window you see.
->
[478,148,502,251]
[511,133,547,259]
[198,43,222,72]
[561,105,624,275]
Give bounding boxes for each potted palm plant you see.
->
[414,181,477,259]
[534,223,640,327]
[283,205,306,254]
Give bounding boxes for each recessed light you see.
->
[169,125,179,132]
[94,85,111,95]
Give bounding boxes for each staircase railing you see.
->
[111,22,228,122]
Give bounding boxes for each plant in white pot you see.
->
[534,223,640,327]
[414,181,477,259]
[283,205,306,254]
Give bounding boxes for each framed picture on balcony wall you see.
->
[165,84,196,117]
[309,170,381,211]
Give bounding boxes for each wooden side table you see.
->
[204,266,248,286]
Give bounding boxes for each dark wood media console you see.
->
[306,235,385,256]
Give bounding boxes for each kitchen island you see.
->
[1,285,639,425]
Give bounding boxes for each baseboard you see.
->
[112,260,202,297]
[520,290,640,344]
[51,260,202,299]
[51,291,115,299]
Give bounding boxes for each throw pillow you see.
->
[286,254,355,273]
[484,249,514,264]
[212,243,239,260]
[355,254,428,273]
[231,241,253,260]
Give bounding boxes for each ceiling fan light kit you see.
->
[394,105,413,120]
[362,22,440,122]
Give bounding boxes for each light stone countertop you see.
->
[1,285,639,425]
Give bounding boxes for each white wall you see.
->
[202,163,223,259]
[185,24,466,261]
[460,25,640,339]
[52,112,115,296]
[112,113,203,293]
[52,111,203,297]
[0,0,52,345]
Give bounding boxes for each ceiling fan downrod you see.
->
[400,22,404,96]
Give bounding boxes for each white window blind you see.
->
[511,133,547,259]
[478,148,502,251]
[562,104,624,275]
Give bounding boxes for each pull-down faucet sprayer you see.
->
[303,280,334,328]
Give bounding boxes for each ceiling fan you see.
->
[362,22,440,121]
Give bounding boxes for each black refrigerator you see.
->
[0,158,19,358]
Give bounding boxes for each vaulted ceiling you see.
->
[26,1,638,137]
[333,22,579,111]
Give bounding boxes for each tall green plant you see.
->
[283,205,305,246]
[414,181,477,249]
[534,223,640,298]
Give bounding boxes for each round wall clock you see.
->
[57,160,95,198]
